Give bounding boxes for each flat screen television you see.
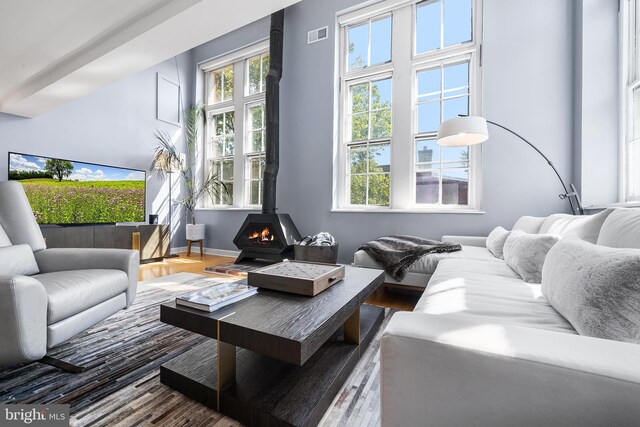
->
[8,152,146,225]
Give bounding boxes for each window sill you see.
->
[196,207,261,212]
[585,201,640,210]
[331,207,484,214]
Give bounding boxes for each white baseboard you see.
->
[205,248,241,257]
[170,246,240,258]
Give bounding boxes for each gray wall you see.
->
[192,0,576,262]
[573,0,620,207]
[0,0,617,262]
[0,52,193,249]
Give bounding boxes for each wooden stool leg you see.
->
[199,240,203,257]
[187,240,192,256]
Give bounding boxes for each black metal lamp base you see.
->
[40,356,87,373]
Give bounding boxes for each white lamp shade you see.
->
[436,116,489,147]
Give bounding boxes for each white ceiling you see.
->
[0,0,300,117]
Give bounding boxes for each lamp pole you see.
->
[484,119,584,215]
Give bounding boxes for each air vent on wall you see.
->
[308,26,328,44]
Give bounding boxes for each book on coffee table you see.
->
[176,281,257,312]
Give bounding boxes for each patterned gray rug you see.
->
[0,273,393,427]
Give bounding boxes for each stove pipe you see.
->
[262,10,284,215]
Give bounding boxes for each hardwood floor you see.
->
[365,285,422,311]
[140,253,421,311]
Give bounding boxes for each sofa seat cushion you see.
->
[34,269,129,324]
[416,259,576,334]
[353,245,498,276]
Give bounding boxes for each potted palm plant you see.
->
[150,105,227,243]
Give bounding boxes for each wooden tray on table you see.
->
[247,260,345,296]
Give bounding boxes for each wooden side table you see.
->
[187,239,203,257]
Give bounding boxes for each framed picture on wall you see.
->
[157,73,181,126]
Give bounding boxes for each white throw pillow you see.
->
[542,237,640,344]
[485,226,511,259]
[597,208,640,249]
[538,209,614,243]
[0,244,39,276]
[512,216,546,234]
[503,231,561,283]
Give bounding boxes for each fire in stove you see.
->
[248,227,276,242]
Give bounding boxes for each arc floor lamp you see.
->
[436,115,584,215]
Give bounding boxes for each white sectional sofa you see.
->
[353,210,613,287]
[379,208,640,426]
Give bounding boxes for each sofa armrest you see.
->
[35,248,139,307]
[441,235,487,247]
[381,312,640,427]
[0,275,47,366]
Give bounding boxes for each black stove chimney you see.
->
[262,10,284,215]
[232,9,302,264]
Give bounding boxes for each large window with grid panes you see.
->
[335,0,482,211]
[201,42,270,207]
[622,0,640,201]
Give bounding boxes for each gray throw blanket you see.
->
[359,235,462,281]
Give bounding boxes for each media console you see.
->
[40,224,170,262]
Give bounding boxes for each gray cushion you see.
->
[538,209,614,243]
[512,216,546,234]
[0,182,46,252]
[0,224,11,247]
[33,269,129,323]
[597,208,640,249]
[503,231,561,283]
[542,237,640,344]
[0,244,40,276]
[485,226,511,259]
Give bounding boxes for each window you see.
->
[623,0,640,201]
[200,42,269,207]
[336,0,482,211]
[347,77,392,205]
[209,111,234,204]
[246,102,266,205]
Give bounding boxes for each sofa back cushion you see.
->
[542,237,640,344]
[503,231,561,283]
[597,208,640,248]
[0,224,11,247]
[0,244,40,276]
[538,209,614,243]
[485,226,511,259]
[512,216,546,234]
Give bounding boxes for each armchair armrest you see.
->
[381,312,640,427]
[0,275,47,366]
[441,235,487,247]
[35,248,140,307]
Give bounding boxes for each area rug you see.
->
[0,273,394,427]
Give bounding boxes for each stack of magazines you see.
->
[176,280,257,312]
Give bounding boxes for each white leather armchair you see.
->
[0,182,139,370]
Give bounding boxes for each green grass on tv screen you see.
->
[19,179,145,224]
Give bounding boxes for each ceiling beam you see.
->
[0,0,300,117]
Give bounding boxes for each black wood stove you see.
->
[233,12,301,263]
[233,213,300,263]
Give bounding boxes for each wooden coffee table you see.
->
[160,265,385,427]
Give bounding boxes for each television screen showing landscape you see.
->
[9,153,145,225]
